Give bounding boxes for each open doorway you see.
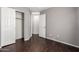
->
[31,12,46,38]
[16,11,24,40]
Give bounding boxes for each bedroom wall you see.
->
[76,8,79,46]
[40,7,79,47]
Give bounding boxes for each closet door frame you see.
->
[16,11,24,40]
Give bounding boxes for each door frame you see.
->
[16,11,24,40]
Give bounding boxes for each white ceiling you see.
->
[29,7,50,12]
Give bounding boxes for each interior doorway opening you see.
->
[31,12,46,38]
[16,11,24,40]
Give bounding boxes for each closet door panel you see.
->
[1,8,16,46]
[9,8,16,44]
[1,8,10,46]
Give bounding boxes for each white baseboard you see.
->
[46,37,79,48]
[24,36,32,41]
[24,38,30,41]
[0,46,1,48]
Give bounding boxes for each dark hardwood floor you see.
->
[0,34,79,52]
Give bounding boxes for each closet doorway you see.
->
[16,11,24,40]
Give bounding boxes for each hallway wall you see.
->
[31,12,40,34]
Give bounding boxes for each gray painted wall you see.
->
[0,7,1,48]
[76,8,79,46]
[41,7,79,47]
[12,7,31,40]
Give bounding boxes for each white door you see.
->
[39,14,46,38]
[1,8,16,46]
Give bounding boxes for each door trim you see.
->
[16,11,24,40]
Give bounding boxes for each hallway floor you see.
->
[0,34,79,52]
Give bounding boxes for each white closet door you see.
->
[1,8,16,46]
